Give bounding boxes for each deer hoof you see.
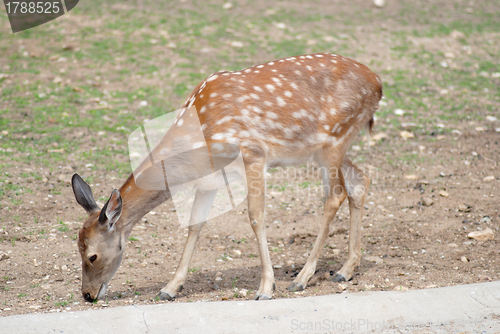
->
[254,293,272,300]
[287,282,305,292]
[331,273,347,282]
[157,290,175,301]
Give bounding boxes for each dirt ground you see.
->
[1,0,499,317]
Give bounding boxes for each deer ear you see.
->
[71,174,99,214]
[98,189,122,231]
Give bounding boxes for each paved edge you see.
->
[1,281,499,333]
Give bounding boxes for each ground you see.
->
[0,0,499,317]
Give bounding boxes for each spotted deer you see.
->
[71,53,382,302]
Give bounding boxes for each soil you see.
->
[1,0,499,318]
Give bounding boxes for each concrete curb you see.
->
[1,281,499,333]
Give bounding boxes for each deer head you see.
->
[71,174,125,302]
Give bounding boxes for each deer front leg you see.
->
[158,188,217,300]
[288,174,346,292]
[246,160,275,300]
[332,157,370,282]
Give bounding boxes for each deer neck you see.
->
[117,174,170,237]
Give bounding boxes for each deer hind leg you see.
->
[245,158,275,300]
[158,188,218,300]
[332,156,370,282]
[288,150,347,292]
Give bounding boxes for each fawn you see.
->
[71,53,382,302]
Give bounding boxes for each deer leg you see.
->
[245,159,275,300]
[288,157,347,292]
[332,156,370,282]
[158,188,218,300]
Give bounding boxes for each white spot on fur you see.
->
[268,62,274,65]
[263,101,273,107]
[210,93,218,97]
[276,97,286,107]
[271,77,282,86]
[253,86,263,92]
[266,84,275,92]
[177,119,184,126]
[200,106,207,114]
[284,91,292,98]
[244,69,251,73]
[294,70,301,75]
[237,95,250,103]
[212,133,225,140]
[192,142,204,149]
[268,111,278,119]
[250,93,260,100]
[290,82,298,90]
[223,93,232,98]
[239,130,250,137]
[316,54,323,58]
[207,74,218,82]
[253,106,262,113]
[306,65,312,71]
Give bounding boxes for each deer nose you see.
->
[84,292,95,303]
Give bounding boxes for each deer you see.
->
[71,52,382,302]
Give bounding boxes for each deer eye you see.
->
[89,254,97,263]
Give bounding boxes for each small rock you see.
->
[480,216,491,223]
[467,228,494,241]
[57,174,66,182]
[222,2,233,9]
[52,77,63,84]
[138,101,148,108]
[373,0,385,7]
[238,289,248,296]
[232,249,242,257]
[444,52,455,59]
[394,109,405,116]
[230,41,244,48]
[439,190,449,197]
[331,249,341,256]
[458,204,471,212]
[61,265,68,271]
[461,256,468,263]
[475,126,487,132]
[404,174,419,180]
[447,243,458,248]
[400,131,414,140]
[364,256,383,264]
[486,116,498,122]
[496,128,500,133]
[421,197,434,206]
[0,251,9,261]
[394,285,409,291]
[215,277,223,281]
[372,132,388,141]
[450,30,465,39]
[483,176,495,182]
[338,283,348,291]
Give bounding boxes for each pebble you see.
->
[0,251,9,261]
[373,0,385,7]
[404,174,419,180]
[421,197,434,206]
[232,250,242,257]
[467,228,494,241]
[372,132,388,141]
[239,289,248,296]
[458,204,471,212]
[461,256,468,263]
[486,116,498,122]
[394,109,406,116]
[338,283,348,291]
[483,176,495,182]
[400,131,414,140]
[222,2,233,9]
[364,256,383,264]
[439,190,449,197]
[480,216,491,223]
[230,41,244,48]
